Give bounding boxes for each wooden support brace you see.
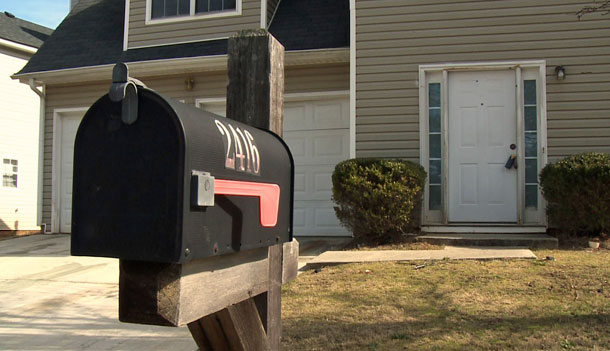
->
[187,299,269,351]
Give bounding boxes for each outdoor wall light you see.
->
[555,66,566,80]
[185,78,195,91]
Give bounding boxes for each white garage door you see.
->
[56,112,85,233]
[199,96,351,237]
[283,98,350,236]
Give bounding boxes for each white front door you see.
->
[58,114,83,233]
[448,70,518,222]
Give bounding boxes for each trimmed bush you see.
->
[540,152,610,236]
[331,158,426,244]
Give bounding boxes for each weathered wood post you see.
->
[71,30,297,351]
[184,29,289,350]
[226,29,286,350]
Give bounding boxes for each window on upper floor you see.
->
[151,0,238,20]
[2,159,18,188]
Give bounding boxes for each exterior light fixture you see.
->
[185,78,194,91]
[555,66,565,80]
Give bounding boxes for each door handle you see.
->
[505,155,516,169]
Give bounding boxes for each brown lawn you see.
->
[282,249,610,351]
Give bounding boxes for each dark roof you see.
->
[18,0,349,75]
[0,11,53,48]
[269,0,349,51]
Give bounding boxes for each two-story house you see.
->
[1,12,52,234]
[13,0,610,236]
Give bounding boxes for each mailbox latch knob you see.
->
[191,171,215,207]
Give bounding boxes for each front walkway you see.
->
[0,234,196,351]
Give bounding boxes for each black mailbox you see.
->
[71,82,293,263]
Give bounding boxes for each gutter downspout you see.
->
[29,78,48,233]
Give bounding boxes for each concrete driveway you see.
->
[0,234,196,351]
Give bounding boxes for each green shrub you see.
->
[539,152,610,236]
[331,158,426,244]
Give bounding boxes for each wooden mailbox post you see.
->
[108,30,297,350]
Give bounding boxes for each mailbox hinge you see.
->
[109,63,147,125]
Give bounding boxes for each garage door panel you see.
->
[312,100,349,129]
[294,172,306,193]
[284,135,306,158]
[283,104,308,131]
[293,201,348,236]
[293,208,306,227]
[284,129,349,166]
[294,165,336,201]
[284,99,349,131]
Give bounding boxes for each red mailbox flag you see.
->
[214,179,280,227]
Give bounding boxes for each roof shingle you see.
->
[18,0,349,75]
[0,11,53,49]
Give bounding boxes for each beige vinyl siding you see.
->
[0,48,40,230]
[41,63,348,227]
[128,0,261,49]
[355,0,610,162]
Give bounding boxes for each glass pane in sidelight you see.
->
[525,132,537,158]
[525,159,538,184]
[525,184,538,208]
[524,80,537,105]
[429,159,441,184]
[429,108,441,133]
[524,106,537,131]
[429,83,441,108]
[429,185,442,210]
[429,134,441,159]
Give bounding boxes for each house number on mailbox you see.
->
[215,120,260,175]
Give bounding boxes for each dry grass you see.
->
[282,249,610,351]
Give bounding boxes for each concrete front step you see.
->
[417,233,558,249]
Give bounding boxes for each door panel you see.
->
[448,71,517,222]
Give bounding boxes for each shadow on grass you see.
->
[283,311,610,350]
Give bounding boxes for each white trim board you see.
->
[51,107,88,233]
[260,0,266,28]
[123,0,130,51]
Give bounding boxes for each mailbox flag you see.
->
[214,179,280,227]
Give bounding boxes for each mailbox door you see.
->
[71,94,186,262]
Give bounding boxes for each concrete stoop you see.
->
[416,233,558,249]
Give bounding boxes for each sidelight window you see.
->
[524,80,538,208]
[428,83,442,210]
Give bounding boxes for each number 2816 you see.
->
[215,120,260,175]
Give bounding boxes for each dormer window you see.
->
[150,0,238,20]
